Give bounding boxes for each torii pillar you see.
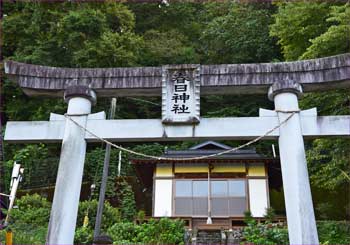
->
[46,86,96,244]
[268,81,319,244]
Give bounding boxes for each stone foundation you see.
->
[186,228,244,245]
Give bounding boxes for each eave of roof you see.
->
[131,157,278,165]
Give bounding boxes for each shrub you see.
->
[116,179,136,221]
[317,221,350,244]
[76,199,121,232]
[107,222,138,244]
[0,225,47,244]
[13,226,47,244]
[137,218,185,245]
[3,194,50,243]
[242,222,289,245]
[9,193,51,226]
[136,210,146,223]
[4,194,121,244]
[74,227,94,244]
[242,209,289,245]
[107,218,185,245]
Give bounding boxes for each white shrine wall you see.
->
[248,179,269,217]
[153,179,172,217]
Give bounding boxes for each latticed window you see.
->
[174,179,247,217]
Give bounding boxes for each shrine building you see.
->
[132,141,281,230]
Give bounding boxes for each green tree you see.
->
[128,3,203,39]
[3,2,142,68]
[302,3,350,59]
[117,179,137,221]
[201,3,280,64]
[270,2,332,61]
[140,29,198,66]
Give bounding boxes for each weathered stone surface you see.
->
[191,228,243,245]
[64,85,97,105]
[196,230,222,244]
[272,90,319,244]
[268,80,303,101]
[4,53,350,97]
[5,114,350,143]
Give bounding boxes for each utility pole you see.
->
[93,98,117,241]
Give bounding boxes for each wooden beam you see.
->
[4,53,350,97]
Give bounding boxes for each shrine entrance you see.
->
[131,140,279,233]
[4,53,350,244]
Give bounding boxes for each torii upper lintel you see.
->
[4,53,350,97]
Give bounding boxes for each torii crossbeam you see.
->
[4,53,350,245]
[5,109,350,142]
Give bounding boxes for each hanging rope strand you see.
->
[64,111,296,161]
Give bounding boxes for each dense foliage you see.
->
[116,179,137,221]
[107,218,185,244]
[242,209,289,245]
[242,209,350,245]
[0,194,49,243]
[76,199,121,231]
[201,3,280,63]
[317,220,350,244]
[270,2,332,61]
[3,3,141,67]
[242,208,350,245]
[0,195,184,244]
[0,195,122,244]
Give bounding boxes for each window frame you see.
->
[173,178,248,218]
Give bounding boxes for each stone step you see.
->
[187,228,243,245]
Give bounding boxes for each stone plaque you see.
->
[162,65,200,124]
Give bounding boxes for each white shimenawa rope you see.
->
[64,111,297,161]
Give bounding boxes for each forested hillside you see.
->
[0,1,349,243]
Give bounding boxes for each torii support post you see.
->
[268,81,319,244]
[46,86,96,245]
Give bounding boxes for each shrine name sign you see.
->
[162,65,200,124]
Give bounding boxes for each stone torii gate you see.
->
[4,53,350,245]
